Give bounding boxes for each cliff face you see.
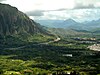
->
[0,3,45,36]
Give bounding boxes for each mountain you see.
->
[36,19,100,31]
[35,20,63,28]
[60,19,78,26]
[0,3,56,46]
[85,19,100,26]
[36,19,84,30]
[0,3,50,36]
[48,28,91,38]
[83,19,100,30]
[54,19,81,28]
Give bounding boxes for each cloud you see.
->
[25,9,68,17]
[68,9,100,22]
[26,10,44,16]
[95,2,100,8]
[74,0,100,9]
[0,0,6,2]
[3,0,100,22]
[31,9,100,22]
[45,8,67,11]
[74,3,96,9]
[2,0,75,12]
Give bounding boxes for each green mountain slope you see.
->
[47,28,92,38]
[0,3,46,36]
[0,3,55,48]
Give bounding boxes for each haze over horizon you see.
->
[1,0,100,22]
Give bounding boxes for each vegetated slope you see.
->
[0,3,52,36]
[0,3,55,48]
[48,28,91,38]
[0,3,54,41]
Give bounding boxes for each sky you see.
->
[1,0,100,22]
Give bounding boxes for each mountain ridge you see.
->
[36,18,100,30]
[0,3,56,44]
[0,3,51,36]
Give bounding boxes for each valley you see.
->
[0,35,100,75]
[0,2,100,75]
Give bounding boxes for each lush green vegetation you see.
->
[0,35,100,75]
[1,2,100,75]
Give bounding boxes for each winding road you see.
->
[4,37,61,50]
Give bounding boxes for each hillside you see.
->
[0,3,52,36]
[0,3,55,43]
[0,3,56,49]
[48,28,91,38]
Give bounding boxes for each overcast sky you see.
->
[1,0,100,22]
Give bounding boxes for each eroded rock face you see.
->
[0,3,43,36]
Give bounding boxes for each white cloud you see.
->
[32,9,100,22]
[2,0,100,11]
[26,10,44,16]
[2,0,100,22]
[39,0,75,10]
[2,0,36,12]
[2,0,75,12]
[95,2,100,7]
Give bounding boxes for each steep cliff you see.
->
[0,3,48,36]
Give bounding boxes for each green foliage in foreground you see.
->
[0,36,100,75]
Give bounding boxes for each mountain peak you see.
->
[64,19,76,23]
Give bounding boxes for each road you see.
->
[4,37,61,50]
[40,37,61,45]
